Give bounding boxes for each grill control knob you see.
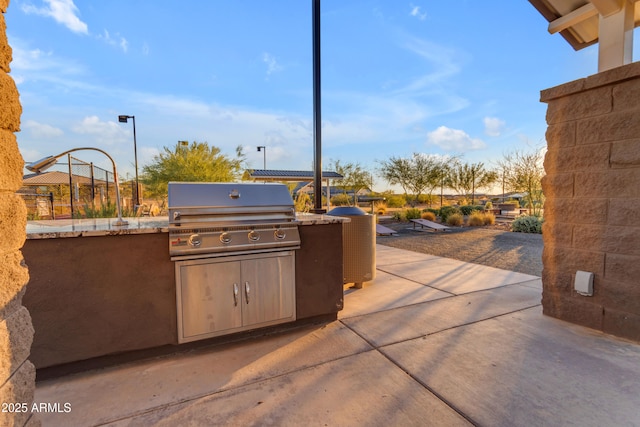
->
[220,232,232,244]
[248,230,260,242]
[188,234,202,247]
[274,228,286,240]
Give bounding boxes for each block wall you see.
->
[541,61,640,342]
[0,0,38,425]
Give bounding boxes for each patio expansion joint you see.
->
[374,267,458,297]
[338,318,481,427]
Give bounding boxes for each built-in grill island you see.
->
[168,182,301,343]
[23,182,347,371]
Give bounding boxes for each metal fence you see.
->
[20,155,136,219]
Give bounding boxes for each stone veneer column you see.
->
[541,61,640,342]
[0,0,38,426]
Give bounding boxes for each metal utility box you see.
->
[328,206,376,288]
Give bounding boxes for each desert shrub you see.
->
[468,211,485,226]
[424,208,439,215]
[483,212,496,225]
[295,193,311,212]
[484,201,493,210]
[405,208,422,220]
[511,215,543,233]
[392,210,406,221]
[375,202,387,215]
[446,213,464,226]
[386,195,406,208]
[421,211,436,221]
[331,193,351,206]
[459,205,484,216]
[439,205,461,222]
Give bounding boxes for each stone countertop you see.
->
[26,217,170,239]
[26,214,349,239]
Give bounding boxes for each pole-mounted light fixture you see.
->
[26,147,128,226]
[118,114,140,209]
[256,145,266,170]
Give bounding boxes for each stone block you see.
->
[603,306,640,342]
[546,86,611,124]
[572,225,606,252]
[613,78,640,112]
[574,169,640,198]
[0,360,36,427]
[577,110,640,145]
[0,0,7,14]
[610,139,640,168]
[542,245,605,277]
[602,226,640,256]
[540,174,574,198]
[0,71,20,132]
[0,13,10,73]
[541,290,604,331]
[545,121,576,149]
[541,222,572,248]
[543,144,610,172]
[0,129,24,191]
[608,198,640,226]
[599,278,640,317]
[542,268,573,293]
[0,251,29,320]
[604,253,640,284]
[0,193,26,252]
[540,78,586,104]
[584,61,640,91]
[542,198,607,225]
[0,306,34,381]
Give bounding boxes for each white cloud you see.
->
[409,4,427,21]
[426,126,486,151]
[22,120,64,138]
[262,52,283,78]
[483,116,506,137]
[97,30,129,53]
[22,0,88,35]
[71,116,129,145]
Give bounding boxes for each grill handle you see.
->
[244,281,250,304]
[233,283,239,306]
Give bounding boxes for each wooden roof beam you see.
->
[598,0,635,71]
[548,3,598,34]
[591,0,624,17]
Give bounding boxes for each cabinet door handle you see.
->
[244,281,250,304]
[233,283,239,306]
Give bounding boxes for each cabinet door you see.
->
[240,254,295,327]
[178,260,243,340]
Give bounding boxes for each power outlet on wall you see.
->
[574,271,594,296]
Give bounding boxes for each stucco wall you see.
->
[541,61,640,342]
[0,0,38,426]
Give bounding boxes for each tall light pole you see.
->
[118,115,139,208]
[257,146,266,169]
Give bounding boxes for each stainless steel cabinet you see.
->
[175,251,295,343]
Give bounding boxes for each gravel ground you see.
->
[377,221,543,277]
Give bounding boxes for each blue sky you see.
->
[6,0,622,191]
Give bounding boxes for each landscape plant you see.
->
[405,208,422,220]
[483,212,496,225]
[468,211,485,226]
[421,211,436,221]
[511,215,543,233]
[439,205,460,222]
[446,213,464,226]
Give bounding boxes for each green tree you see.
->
[446,162,497,205]
[497,147,545,216]
[378,153,450,206]
[329,159,373,205]
[142,141,245,198]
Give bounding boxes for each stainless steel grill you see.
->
[168,182,300,259]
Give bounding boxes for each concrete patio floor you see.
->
[34,245,640,426]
